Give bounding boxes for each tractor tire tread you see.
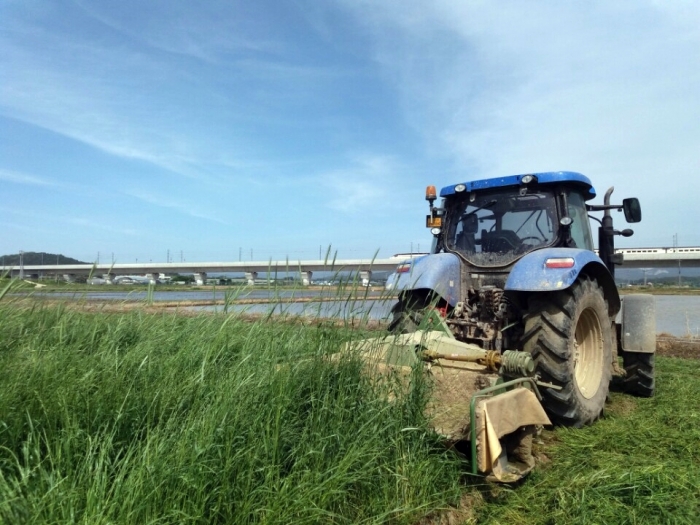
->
[622,352,655,398]
[522,277,613,427]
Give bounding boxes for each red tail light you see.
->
[545,257,575,269]
[396,263,411,274]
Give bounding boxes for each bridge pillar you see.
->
[245,272,258,286]
[360,270,372,287]
[300,271,312,286]
[194,272,207,286]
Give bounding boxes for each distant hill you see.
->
[0,252,87,266]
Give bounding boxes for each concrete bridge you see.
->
[6,254,422,286]
[5,247,700,286]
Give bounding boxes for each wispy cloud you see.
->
[319,154,404,213]
[0,168,57,187]
[63,217,140,237]
[337,1,700,245]
[0,206,139,236]
[0,18,344,186]
[71,0,277,63]
[0,15,251,183]
[124,190,229,225]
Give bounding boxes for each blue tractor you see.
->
[389,171,656,428]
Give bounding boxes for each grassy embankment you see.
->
[0,285,462,524]
[1,279,699,524]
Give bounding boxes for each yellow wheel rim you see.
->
[573,307,604,399]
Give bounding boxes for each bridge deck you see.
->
[6,247,700,276]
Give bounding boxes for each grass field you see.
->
[1,287,699,524]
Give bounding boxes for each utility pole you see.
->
[673,233,681,286]
[641,268,650,286]
[239,247,242,262]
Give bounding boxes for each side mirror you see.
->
[623,198,642,223]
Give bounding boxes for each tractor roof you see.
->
[440,171,596,200]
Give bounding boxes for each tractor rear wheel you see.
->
[522,278,612,427]
[621,352,655,397]
[388,292,434,333]
[388,308,422,333]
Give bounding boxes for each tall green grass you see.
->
[4,283,699,524]
[0,297,462,524]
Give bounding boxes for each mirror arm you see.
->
[586,204,624,212]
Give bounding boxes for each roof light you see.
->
[521,174,537,184]
[545,257,575,269]
[425,185,437,201]
[430,227,442,236]
[454,183,466,192]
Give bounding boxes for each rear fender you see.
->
[391,253,461,306]
[620,294,656,353]
[505,248,620,313]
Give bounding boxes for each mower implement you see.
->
[342,329,552,482]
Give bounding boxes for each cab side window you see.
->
[568,192,594,250]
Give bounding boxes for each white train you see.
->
[594,246,700,268]
[616,247,700,255]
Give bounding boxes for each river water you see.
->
[31,290,700,337]
[651,296,700,337]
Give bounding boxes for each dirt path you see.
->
[656,333,700,359]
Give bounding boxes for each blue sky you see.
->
[2,1,699,264]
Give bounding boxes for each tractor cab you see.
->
[429,172,597,269]
[426,171,642,279]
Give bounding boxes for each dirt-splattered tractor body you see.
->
[377,171,655,480]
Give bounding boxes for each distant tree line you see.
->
[0,252,87,266]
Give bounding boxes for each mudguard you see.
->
[390,253,461,306]
[620,294,656,353]
[505,248,620,312]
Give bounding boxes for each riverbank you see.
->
[8,294,699,358]
[620,285,700,296]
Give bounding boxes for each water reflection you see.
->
[190,296,396,322]
[27,290,700,337]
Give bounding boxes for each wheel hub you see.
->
[574,307,604,399]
